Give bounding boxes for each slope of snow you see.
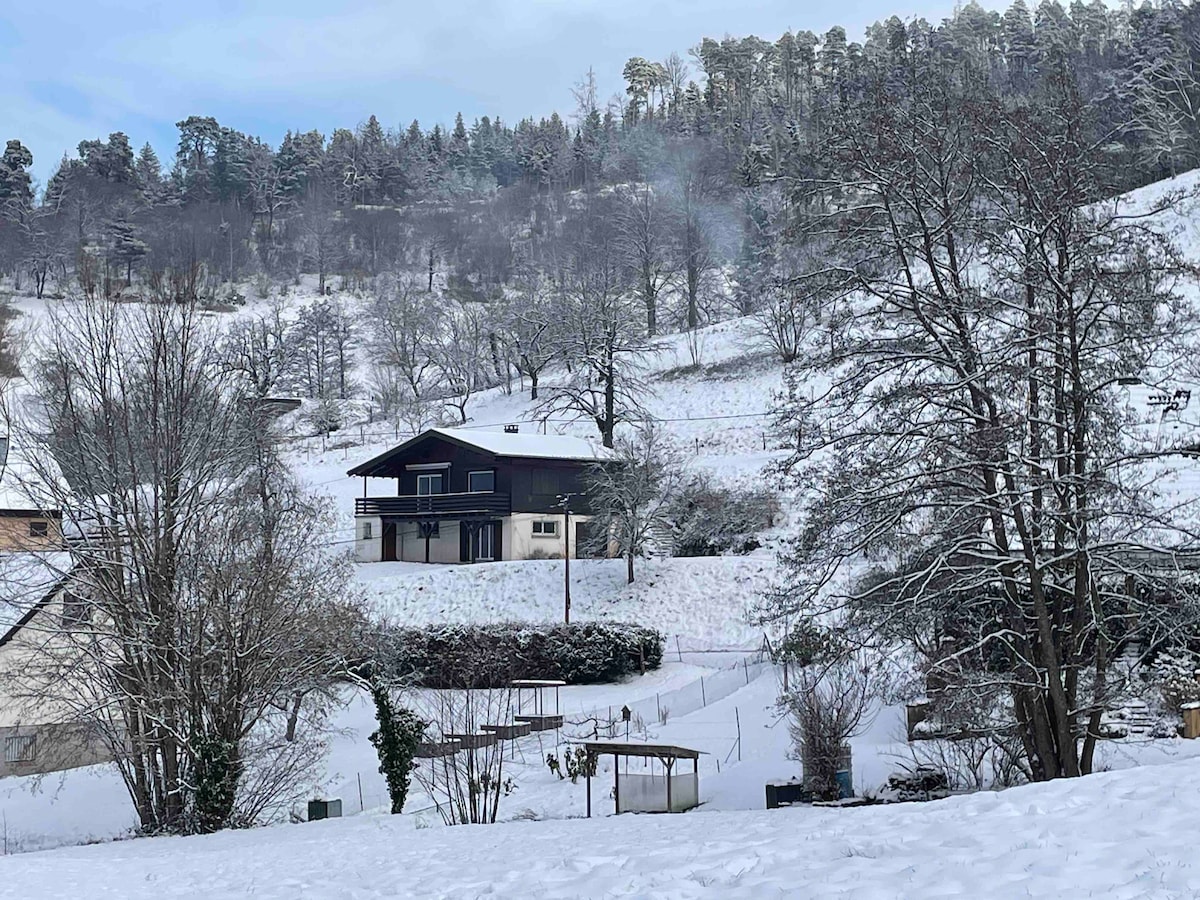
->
[5,751,1200,898]
[357,557,776,649]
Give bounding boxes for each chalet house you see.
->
[348,427,608,564]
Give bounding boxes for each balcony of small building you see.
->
[354,491,512,519]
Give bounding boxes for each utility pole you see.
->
[558,493,575,624]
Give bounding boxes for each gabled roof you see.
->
[347,427,607,477]
[0,552,73,647]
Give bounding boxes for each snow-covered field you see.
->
[4,751,1200,898]
[356,557,775,650]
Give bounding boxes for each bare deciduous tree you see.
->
[585,422,683,583]
[6,296,365,834]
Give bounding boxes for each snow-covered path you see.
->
[2,756,1198,898]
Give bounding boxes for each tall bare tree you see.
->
[767,52,1200,782]
[8,297,364,833]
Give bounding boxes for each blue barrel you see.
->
[835,769,853,799]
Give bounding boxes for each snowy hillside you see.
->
[283,311,793,646]
[356,557,773,649]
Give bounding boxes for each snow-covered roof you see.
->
[348,427,608,477]
[0,436,66,514]
[427,428,608,461]
[0,552,72,644]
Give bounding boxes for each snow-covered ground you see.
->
[356,557,775,650]
[3,170,1200,883]
[5,748,1200,897]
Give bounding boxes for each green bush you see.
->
[379,621,664,687]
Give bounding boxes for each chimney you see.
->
[504,424,519,434]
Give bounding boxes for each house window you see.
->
[28,521,48,539]
[468,471,495,493]
[4,735,35,764]
[416,473,443,496]
[532,520,559,538]
[362,521,373,540]
[62,592,90,628]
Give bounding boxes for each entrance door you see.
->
[382,521,398,562]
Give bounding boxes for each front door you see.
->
[382,521,398,562]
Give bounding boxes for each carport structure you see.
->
[582,741,702,817]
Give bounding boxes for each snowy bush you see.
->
[667,474,779,557]
[1144,649,1200,716]
[379,622,664,687]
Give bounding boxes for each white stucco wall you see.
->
[354,516,383,563]
[506,513,590,561]
[357,514,595,564]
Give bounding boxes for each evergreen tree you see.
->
[368,685,427,815]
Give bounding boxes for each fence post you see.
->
[656,693,661,723]
[743,658,749,684]
[735,707,742,762]
[700,677,706,707]
[676,635,683,663]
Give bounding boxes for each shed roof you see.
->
[0,436,65,514]
[348,427,607,477]
[581,741,703,760]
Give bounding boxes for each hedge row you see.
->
[379,621,664,688]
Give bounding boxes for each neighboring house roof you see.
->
[0,552,73,647]
[0,436,66,515]
[348,427,608,477]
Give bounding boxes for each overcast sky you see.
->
[1,0,958,184]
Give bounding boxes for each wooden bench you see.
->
[443,732,498,750]
[515,714,564,732]
[415,740,461,758]
[481,722,533,740]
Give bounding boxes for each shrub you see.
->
[667,474,780,557]
[379,621,664,688]
[369,686,427,814]
[1144,649,1200,715]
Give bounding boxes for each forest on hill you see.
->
[0,2,1197,310]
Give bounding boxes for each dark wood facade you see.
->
[348,430,600,564]
[349,432,596,516]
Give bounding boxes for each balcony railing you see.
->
[355,491,511,518]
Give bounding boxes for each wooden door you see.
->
[382,520,398,562]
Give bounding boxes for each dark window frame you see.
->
[467,470,496,493]
[532,519,559,537]
[416,473,444,496]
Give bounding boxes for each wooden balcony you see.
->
[355,491,511,518]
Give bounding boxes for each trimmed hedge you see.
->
[379,621,664,688]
